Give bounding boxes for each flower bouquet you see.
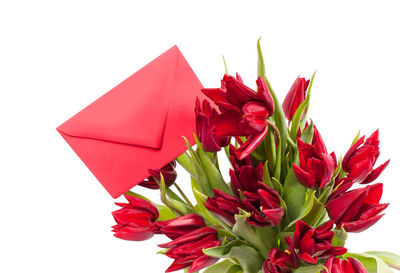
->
[60,41,400,273]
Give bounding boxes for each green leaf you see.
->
[282,168,308,226]
[222,55,229,75]
[313,209,329,227]
[156,205,176,221]
[271,177,284,196]
[184,268,199,273]
[284,189,316,231]
[204,240,264,273]
[345,253,394,273]
[331,156,343,182]
[176,152,196,177]
[194,135,232,194]
[290,98,309,142]
[191,183,219,226]
[203,259,242,273]
[165,187,185,204]
[300,71,317,130]
[332,226,347,247]
[257,38,287,162]
[318,182,333,205]
[262,161,273,187]
[293,264,327,273]
[301,193,324,226]
[184,137,213,196]
[257,37,266,79]
[124,191,151,201]
[233,213,275,257]
[351,130,361,145]
[300,120,314,144]
[159,174,191,216]
[365,251,400,270]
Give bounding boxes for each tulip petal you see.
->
[201,88,229,105]
[362,159,390,184]
[113,225,155,241]
[342,136,366,172]
[347,257,368,273]
[236,126,269,160]
[188,254,219,273]
[292,163,316,188]
[343,213,385,233]
[255,77,275,114]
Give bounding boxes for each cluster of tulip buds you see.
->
[111,40,399,273]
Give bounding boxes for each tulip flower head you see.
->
[154,213,206,240]
[282,77,310,121]
[263,248,296,273]
[139,161,177,189]
[292,126,335,188]
[292,220,347,263]
[204,189,246,226]
[326,183,389,232]
[199,74,275,159]
[159,227,220,273]
[112,195,159,241]
[343,130,390,184]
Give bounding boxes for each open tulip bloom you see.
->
[106,40,400,273]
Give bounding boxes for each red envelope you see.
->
[57,46,204,198]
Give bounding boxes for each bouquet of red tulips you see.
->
[111,40,400,273]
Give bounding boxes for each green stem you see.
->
[174,182,195,210]
[266,120,282,179]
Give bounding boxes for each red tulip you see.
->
[282,77,310,120]
[343,130,390,184]
[139,161,177,189]
[262,248,294,273]
[292,126,335,188]
[292,220,347,264]
[195,98,231,152]
[159,227,220,273]
[242,182,284,227]
[326,183,389,232]
[204,189,246,225]
[202,74,274,113]
[200,74,275,159]
[229,148,264,196]
[323,257,368,273]
[112,195,159,241]
[154,213,206,240]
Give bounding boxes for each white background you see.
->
[1,1,400,272]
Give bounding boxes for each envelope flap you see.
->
[58,46,180,149]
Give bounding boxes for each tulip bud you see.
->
[139,161,177,189]
[282,77,310,120]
